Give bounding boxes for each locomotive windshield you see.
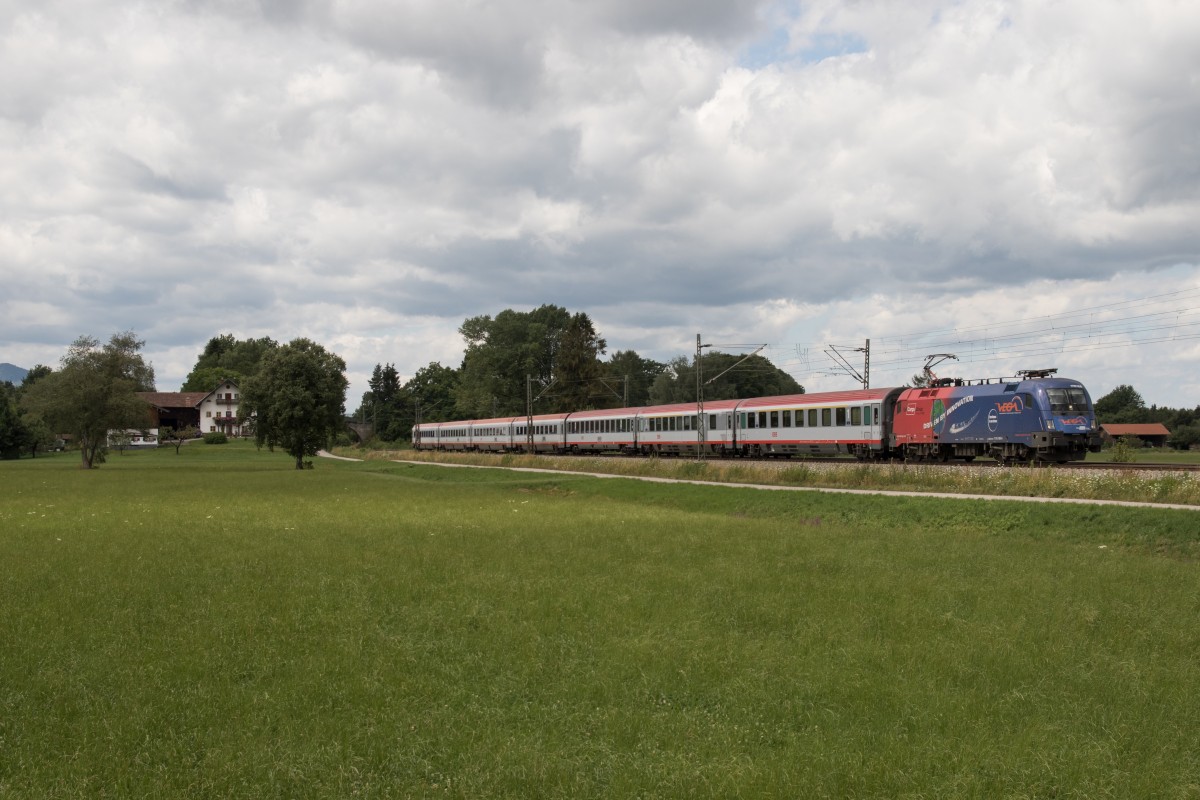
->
[1045,387,1090,415]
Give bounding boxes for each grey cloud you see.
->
[588,0,767,41]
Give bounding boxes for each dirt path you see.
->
[319,451,1200,512]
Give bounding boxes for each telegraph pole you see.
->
[864,338,870,389]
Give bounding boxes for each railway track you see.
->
[419,449,1200,474]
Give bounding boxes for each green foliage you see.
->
[182,335,276,391]
[18,332,156,468]
[241,338,348,469]
[550,312,607,412]
[404,361,459,423]
[202,431,229,444]
[1109,435,1140,463]
[160,424,200,454]
[0,381,26,459]
[1094,384,1148,423]
[604,350,665,407]
[1169,423,1200,451]
[181,365,246,393]
[455,304,573,417]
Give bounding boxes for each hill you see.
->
[0,363,29,385]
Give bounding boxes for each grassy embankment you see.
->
[354,446,1200,506]
[2,441,1199,797]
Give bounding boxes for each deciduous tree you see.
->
[182,335,277,391]
[1094,384,1148,423]
[552,313,607,412]
[240,338,348,469]
[19,332,156,468]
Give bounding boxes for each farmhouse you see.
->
[1099,423,1171,448]
[137,380,249,437]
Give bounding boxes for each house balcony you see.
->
[217,398,239,405]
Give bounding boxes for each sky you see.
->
[3,0,1199,410]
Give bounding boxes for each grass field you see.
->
[2,442,1199,797]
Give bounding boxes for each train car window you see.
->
[806,409,817,426]
[850,407,862,425]
[795,409,804,427]
[782,410,791,427]
[758,412,767,428]
[836,407,847,426]
[770,411,779,428]
[746,413,756,429]
[709,414,718,430]
[821,408,832,427]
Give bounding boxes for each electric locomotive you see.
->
[890,369,1102,463]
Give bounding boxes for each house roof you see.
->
[137,391,209,410]
[1100,423,1171,436]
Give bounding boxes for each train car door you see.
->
[867,403,882,451]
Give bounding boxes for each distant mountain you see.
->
[0,363,29,385]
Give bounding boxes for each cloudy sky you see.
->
[3,0,1199,409]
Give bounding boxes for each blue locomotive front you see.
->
[892,370,1103,463]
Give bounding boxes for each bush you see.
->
[1109,435,1138,463]
[203,432,229,445]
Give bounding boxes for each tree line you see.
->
[13,313,1191,462]
[3,332,347,469]
[1093,384,1200,450]
[352,304,804,443]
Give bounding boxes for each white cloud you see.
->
[1,0,1198,408]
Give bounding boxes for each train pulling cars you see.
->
[412,369,1103,464]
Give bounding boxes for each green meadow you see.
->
[2,443,1199,798]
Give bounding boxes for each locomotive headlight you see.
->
[1047,420,1055,430]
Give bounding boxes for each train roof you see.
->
[636,399,742,416]
[419,412,569,428]
[736,387,900,409]
[566,406,645,419]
